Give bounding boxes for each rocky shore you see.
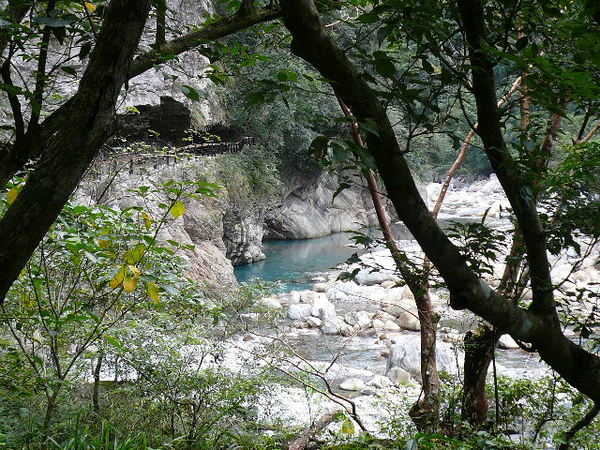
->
[227,175,600,433]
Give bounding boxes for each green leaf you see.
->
[341,419,355,435]
[123,276,137,293]
[170,200,186,219]
[104,334,123,350]
[60,66,77,77]
[109,266,126,289]
[6,188,19,205]
[181,84,200,102]
[375,58,396,78]
[124,243,145,264]
[147,282,160,304]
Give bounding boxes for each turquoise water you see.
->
[234,225,414,292]
[234,233,358,291]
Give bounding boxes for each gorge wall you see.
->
[78,146,402,289]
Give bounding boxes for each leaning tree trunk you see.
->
[279,0,600,408]
[337,96,440,432]
[0,0,152,301]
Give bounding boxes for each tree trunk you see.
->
[337,96,440,431]
[461,326,498,426]
[288,410,342,450]
[93,347,104,416]
[0,0,152,302]
[279,0,600,404]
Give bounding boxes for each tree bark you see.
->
[288,410,342,450]
[461,326,497,426]
[0,0,152,301]
[279,0,600,404]
[337,96,440,431]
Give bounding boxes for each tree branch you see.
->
[0,4,282,190]
[128,4,281,79]
[457,0,556,317]
[279,0,600,404]
[0,0,152,301]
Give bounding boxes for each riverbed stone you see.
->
[361,387,378,396]
[387,367,412,386]
[382,287,406,303]
[386,335,459,381]
[367,375,393,389]
[311,294,336,317]
[384,320,401,331]
[300,290,317,304]
[339,377,366,391]
[355,269,395,286]
[373,311,396,322]
[288,291,302,305]
[359,328,378,338]
[258,297,282,309]
[380,280,396,289]
[320,308,350,335]
[344,311,372,329]
[313,282,328,292]
[381,299,415,317]
[398,311,421,331]
[288,304,312,320]
[372,319,385,329]
[498,334,519,349]
[306,317,322,328]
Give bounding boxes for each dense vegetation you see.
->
[0,0,599,448]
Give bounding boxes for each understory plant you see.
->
[0,179,276,448]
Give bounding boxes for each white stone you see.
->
[345,311,372,329]
[551,263,572,283]
[306,317,322,328]
[401,287,416,302]
[288,304,312,320]
[300,291,316,304]
[313,282,328,292]
[573,270,591,284]
[339,377,366,391]
[367,375,393,389]
[288,291,302,305]
[360,387,378,396]
[258,297,282,309]
[382,299,416,318]
[384,320,401,331]
[498,335,520,349]
[311,293,336,317]
[397,311,421,331]
[387,334,461,381]
[372,319,385,329]
[380,280,396,289]
[355,269,395,286]
[382,286,407,303]
[387,367,412,386]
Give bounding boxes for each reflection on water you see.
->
[234,225,413,292]
[234,233,358,291]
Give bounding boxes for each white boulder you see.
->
[398,311,421,331]
[386,334,460,381]
[339,378,366,391]
[288,304,312,320]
